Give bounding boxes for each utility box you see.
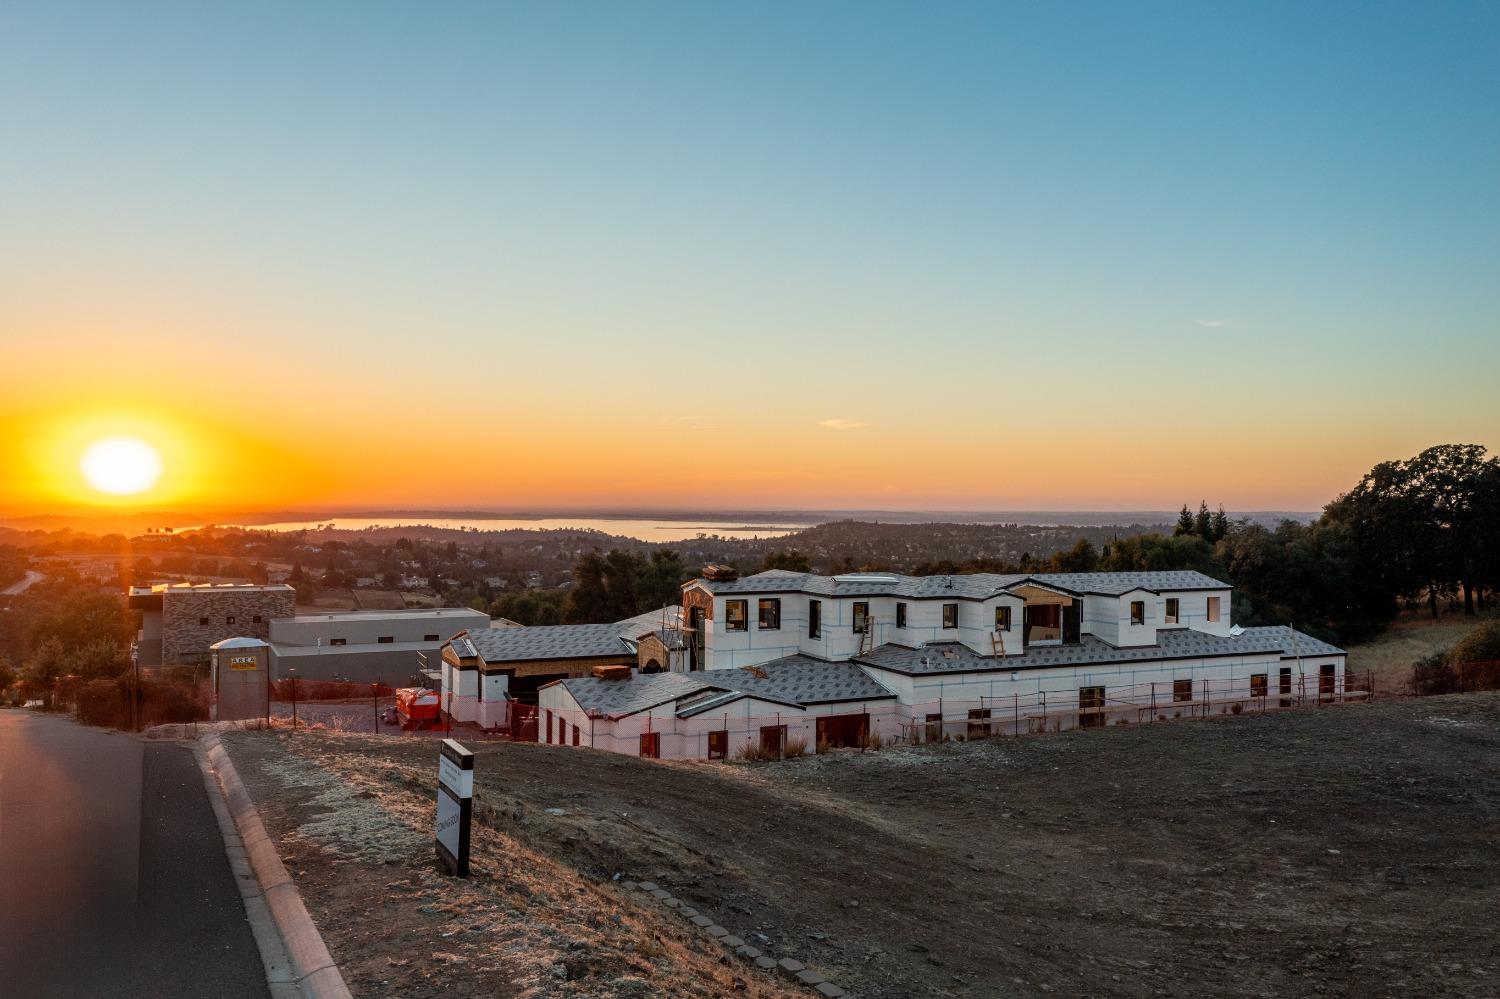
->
[210,637,270,722]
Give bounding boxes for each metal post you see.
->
[289,669,297,729]
[373,682,379,732]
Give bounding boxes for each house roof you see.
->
[614,606,681,642]
[691,569,1229,600]
[725,655,896,706]
[459,623,631,664]
[1234,625,1345,657]
[559,671,722,718]
[557,654,896,719]
[853,626,1327,677]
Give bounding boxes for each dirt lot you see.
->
[224,693,1500,998]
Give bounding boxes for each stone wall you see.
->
[162,588,296,665]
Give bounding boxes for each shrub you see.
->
[1231,702,1243,715]
[75,678,208,729]
[857,728,885,751]
[1411,649,1458,695]
[1450,620,1500,667]
[735,740,777,762]
[782,736,808,758]
[816,738,832,755]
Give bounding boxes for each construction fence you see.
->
[532,667,1375,762]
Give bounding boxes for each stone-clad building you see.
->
[130,583,296,667]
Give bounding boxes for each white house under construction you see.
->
[486,567,1348,760]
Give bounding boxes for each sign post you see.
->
[435,739,474,877]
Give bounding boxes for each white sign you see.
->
[438,755,473,798]
[435,739,473,877]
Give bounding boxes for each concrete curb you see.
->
[194,733,353,999]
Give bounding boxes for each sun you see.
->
[79,437,164,496]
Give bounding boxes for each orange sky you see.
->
[3,5,1497,518]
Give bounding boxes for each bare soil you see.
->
[224,693,1500,998]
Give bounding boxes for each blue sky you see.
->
[2,2,1497,511]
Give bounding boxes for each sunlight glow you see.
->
[79,437,163,496]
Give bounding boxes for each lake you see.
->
[230,517,805,543]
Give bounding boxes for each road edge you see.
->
[194,732,354,999]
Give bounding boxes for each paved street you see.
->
[0,711,267,998]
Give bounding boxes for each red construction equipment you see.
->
[395,687,441,730]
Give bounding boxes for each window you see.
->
[725,600,748,631]
[377,636,395,644]
[198,617,210,626]
[1078,686,1106,728]
[707,730,728,760]
[995,606,1012,631]
[1173,678,1193,702]
[852,602,869,634]
[1250,674,1268,698]
[1164,598,1179,625]
[758,598,781,630]
[1206,596,1221,622]
[1319,663,1336,700]
[759,724,787,757]
[808,599,821,639]
[942,603,959,629]
[895,602,908,629]
[1279,666,1293,706]
[1130,600,1145,626]
[226,615,236,625]
[967,707,992,740]
[639,732,660,758]
[424,634,440,642]
[330,638,347,646]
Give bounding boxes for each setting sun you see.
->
[79,437,163,496]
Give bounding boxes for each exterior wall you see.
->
[441,654,635,725]
[161,587,296,666]
[269,643,435,686]
[702,583,1238,669]
[536,688,904,761]
[211,645,270,721]
[269,608,488,647]
[859,652,1347,737]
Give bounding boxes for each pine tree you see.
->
[1174,505,1196,536]
[1193,501,1213,539]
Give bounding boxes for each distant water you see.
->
[230,517,803,543]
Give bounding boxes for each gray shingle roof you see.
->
[694,569,1228,599]
[854,626,1331,676]
[726,655,896,705]
[461,623,630,663]
[1234,625,1345,657]
[560,671,721,717]
[558,655,896,718]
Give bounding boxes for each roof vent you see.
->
[832,573,900,584]
[702,564,739,581]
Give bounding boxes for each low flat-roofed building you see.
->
[266,606,492,687]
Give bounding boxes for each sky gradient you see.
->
[2,2,1497,515]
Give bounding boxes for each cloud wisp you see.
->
[818,418,867,430]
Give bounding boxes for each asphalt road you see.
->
[0,711,268,998]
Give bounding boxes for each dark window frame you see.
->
[424,633,440,642]
[895,602,908,628]
[1164,598,1179,624]
[707,729,728,760]
[377,635,395,644]
[1172,678,1193,702]
[1207,595,1222,622]
[198,616,210,626]
[942,603,959,629]
[725,599,748,632]
[1130,600,1145,626]
[808,599,821,640]
[1250,673,1268,698]
[852,602,870,634]
[757,598,781,631]
[640,732,660,758]
[995,605,1012,630]
[329,637,347,646]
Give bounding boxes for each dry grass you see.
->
[1346,608,1500,693]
